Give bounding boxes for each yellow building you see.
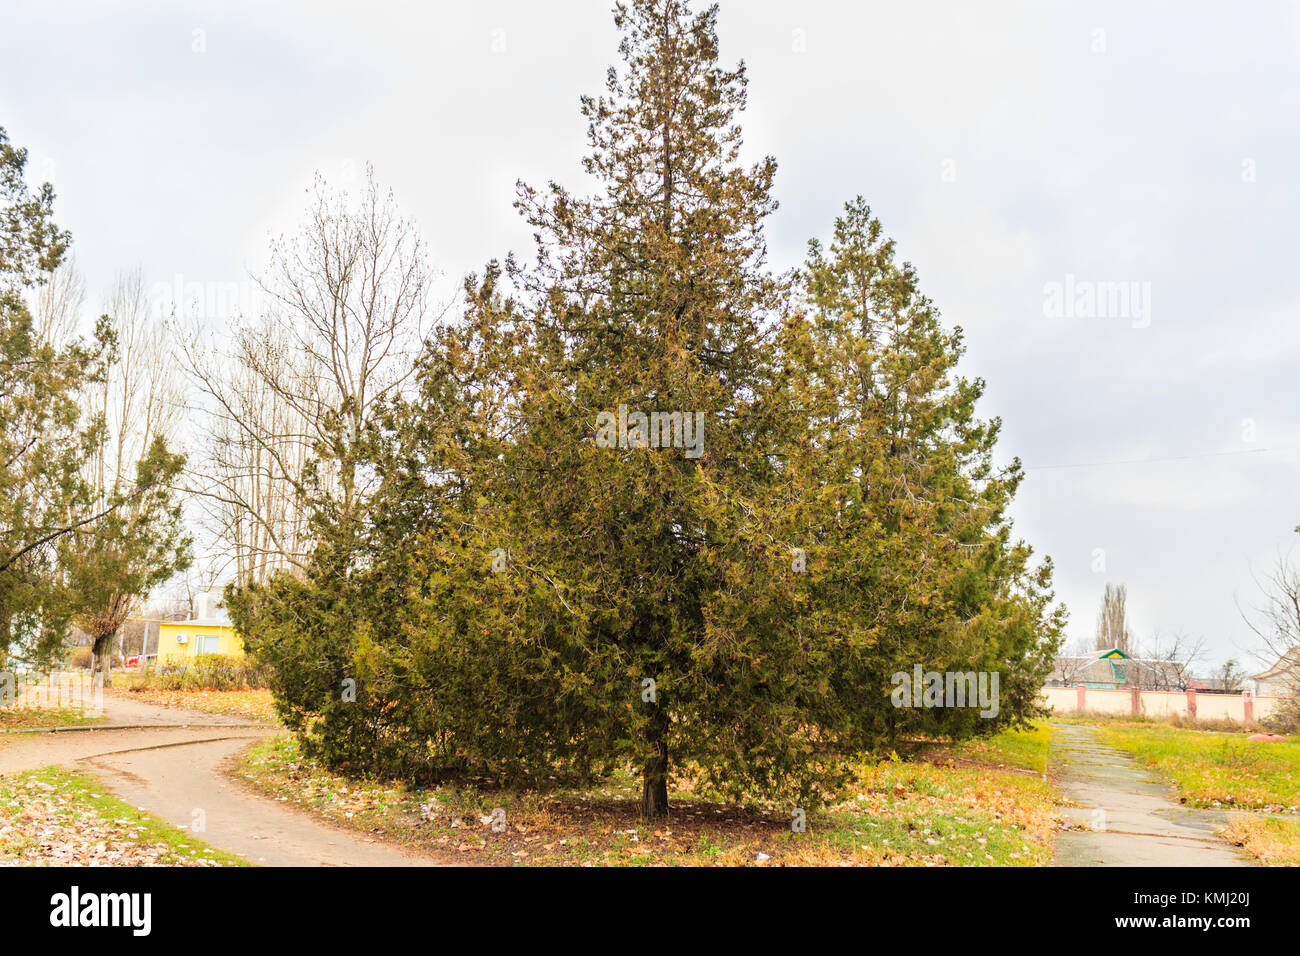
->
[155,609,244,662]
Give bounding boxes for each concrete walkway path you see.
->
[0,696,437,867]
[1051,723,1250,866]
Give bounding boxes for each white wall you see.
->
[1042,685,1284,723]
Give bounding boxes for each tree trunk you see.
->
[91,633,113,688]
[640,707,670,819]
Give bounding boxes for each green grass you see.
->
[1093,722,1300,809]
[1224,814,1300,866]
[0,766,248,866]
[0,706,104,732]
[952,722,1053,773]
[235,724,1060,866]
[1051,712,1269,734]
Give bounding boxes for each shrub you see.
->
[129,654,266,691]
[1263,695,1300,735]
[66,647,93,669]
[228,575,448,781]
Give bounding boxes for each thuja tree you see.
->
[232,0,1062,816]
[412,0,813,816]
[771,198,1063,746]
[237,0,786,812]
[0,128,99,666]
[0,291,104,666]
[1,127,190,672]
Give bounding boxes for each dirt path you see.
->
[1051,723,1250,866]
[0,696,436,867]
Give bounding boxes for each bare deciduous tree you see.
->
[1238,553,1300,694]
[69,268,189,683]
[181,166,439,585]
[33,255,85,348]
[1132,630,1206,691]
[180,314,318,583]
[92,270,183,489]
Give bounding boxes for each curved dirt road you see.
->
[1,694,436,867]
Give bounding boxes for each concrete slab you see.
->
[1051,723,1251,867]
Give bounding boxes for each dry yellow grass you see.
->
[1223,814,1300,866]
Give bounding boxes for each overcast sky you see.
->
[3,0,1298,668]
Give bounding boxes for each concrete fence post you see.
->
[1242,690,1253,724]
[1186,687,1197,720]
[1130,684,1141,716]
[1076,684,1087,713]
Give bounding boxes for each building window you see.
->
[197,635,220,655]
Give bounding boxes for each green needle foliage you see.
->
[0,293,108,664]
[0,126,100,664]
[231,0,1063,817]
[0,126,189,670]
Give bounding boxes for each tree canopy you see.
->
[230,0,1063,817]
[0,127,188,672]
